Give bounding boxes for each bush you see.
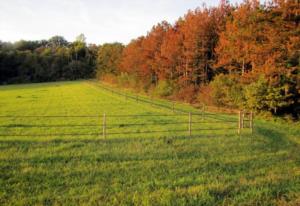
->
[116,73,138,88]
[210,74,244,108]
[244,76,268,111]
[116,73,149,93]
[153,80,174,97]
[198,85,213,106]
[175,85,198,103]
[100,73,118,84]
[245,76,290,114]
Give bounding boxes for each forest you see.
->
[0,0,299,118]
[0,34,97,83]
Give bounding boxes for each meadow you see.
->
[0,81,299,205]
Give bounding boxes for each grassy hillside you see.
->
[0,81,299,205]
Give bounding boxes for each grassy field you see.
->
[0,81,299,205]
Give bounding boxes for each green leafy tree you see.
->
[210,74,243,107]
[48,36,68,47]
[265,86,290,114]
[244,76,268,111]
[245,76,290,114]
[153,80,174,97]
[96,43,124,78]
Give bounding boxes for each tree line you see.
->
[96,0,300,118]
[0,34,96,83]
[0,0,299,118]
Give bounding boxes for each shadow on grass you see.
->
[0,132,238,145]
[0,140,288,170]
[255,124,290,151]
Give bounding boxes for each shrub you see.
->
[210,74,244,108]
[116,73,139,88]
[175,85,198,103]
[244,76,268,111]
[101,73,118,84]
[153,80,174,97]
[245,76,290,114]
[198,85,214,106]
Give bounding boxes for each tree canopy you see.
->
[0,35,96,83]
[1,0,299,118]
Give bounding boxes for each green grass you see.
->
[0,81,299,205]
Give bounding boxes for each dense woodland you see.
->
[0,34,97,83]
[0,0,299,118]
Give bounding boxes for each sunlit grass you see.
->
[0,81,299,205]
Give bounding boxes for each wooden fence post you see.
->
[250,111,253,134]
[189,112,192,137]
[238,111,241,135]
[241,111,244,129]
[103,113,106,139]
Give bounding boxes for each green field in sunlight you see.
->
[0,81,299,205]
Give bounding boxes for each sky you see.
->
[0,0,242,45]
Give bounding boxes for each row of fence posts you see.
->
[121,88,176,113]
[110,86,192,115]
[104,85,254,137]
[238,111,254,135]
[101,110,253,139]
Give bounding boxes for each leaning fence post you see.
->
[189,112,192,137]
[103,113,106,139]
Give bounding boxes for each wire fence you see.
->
[0,82,253,137]
[0,111,253,137]
[95,82,195,114]
[92,82,243,124]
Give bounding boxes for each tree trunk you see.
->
[242,59,245,75]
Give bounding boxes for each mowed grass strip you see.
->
[0,81,299,205]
